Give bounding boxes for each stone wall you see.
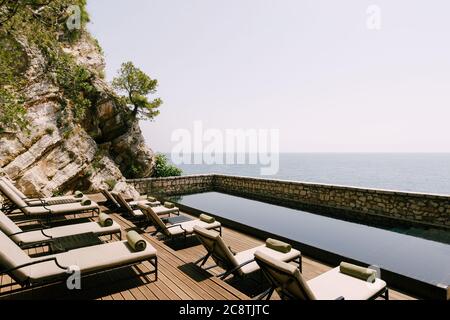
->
[127,174,450,229]
[129,174,214,196]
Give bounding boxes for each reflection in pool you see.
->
[171,191,450,286]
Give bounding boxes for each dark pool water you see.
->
[172,191,450,286]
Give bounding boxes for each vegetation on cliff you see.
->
[152,154,182,178]
[0,0,182,195]
[0,1,163,132]
[0,0,91,131]
[112,61,162,121]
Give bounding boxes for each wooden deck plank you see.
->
[0,196,416,300]
[113,215,219,300]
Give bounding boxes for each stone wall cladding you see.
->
[128,174,214,196]
[127,174,450,229]
[214,175,450,228]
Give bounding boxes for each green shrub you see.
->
[0,88,28,132]
[62,128,73,139]
[121,159,143,179]
[84,169,93,178]
[52,189,65,197]
[54,54,98,122]
[152,154,182,178]
[45,126,55,135]
[105,179,117,190]
[0,0,95,132]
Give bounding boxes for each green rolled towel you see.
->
[339,262,376,283]
[199,214,215,224]
[266,238,292,253]
[74,190,84,198]
[127,231,147,252]
[164,201,175,208]
[98,213,113,227]
[80,198,91,206]
[147,196,157,202]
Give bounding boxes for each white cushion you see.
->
[23,202,99,215]
[22,240,157,283]
[235,245,301,275]
[11,221,121,245]
[307,267,387,300]
[168,220,221,236]
[1,177,27,199]
[0,210,22,235]
[0,231,33,282]
[152,205,179,216]
[26,195,80,206]
[131,209,145,217]
[129,200,161,207]
[0,180,28,208]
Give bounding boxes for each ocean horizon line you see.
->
[158,151,450,155]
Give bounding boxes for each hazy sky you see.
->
[87,0,450,153]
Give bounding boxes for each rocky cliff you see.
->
[0,2,154,198]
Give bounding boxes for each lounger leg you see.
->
[255,287,274,300]
[194,252,211,266]
[200,254,211,267]
[218,269,234,280]
[266,288,274,300]
[213,226,222,236]
[150,257,158,281]
[152,226,164,238]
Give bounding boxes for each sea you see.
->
[167,153,450,195]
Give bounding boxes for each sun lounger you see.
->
[139,204,222,242]
[112,192,177,219]
[0,229,157,291]
[0,181,99,219]
[100,188,121,209]
[101,188,160,211]
[254,251,388,300]
[193,226,301,280]
[0,209,121,248]
[0,177,86,208]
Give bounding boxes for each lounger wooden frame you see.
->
[0,255,158,295]
[254,254,388,300]
[140,205,222,243]
[152,221,222,243]
[0,186,99,221]
[193,229,301,281]
[0,178,83,212]
[7,219,122,249]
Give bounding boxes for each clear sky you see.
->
[87,0,450,153]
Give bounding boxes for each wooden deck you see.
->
[0,194,416,300]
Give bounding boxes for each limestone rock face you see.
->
[0,33,154,197]
[62,33,105,75]
[111,122,155,178]
[84,156,139,199]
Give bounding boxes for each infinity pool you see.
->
[171,191,450,286]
